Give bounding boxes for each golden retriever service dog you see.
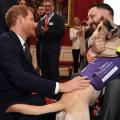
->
[6,19,120,120]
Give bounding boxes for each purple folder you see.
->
[80,57,120,90]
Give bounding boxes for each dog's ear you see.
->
[103,19,114,32]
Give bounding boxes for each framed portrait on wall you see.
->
[54,0,73,27]
[27,0,73,27]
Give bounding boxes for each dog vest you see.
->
[80,57,120,90]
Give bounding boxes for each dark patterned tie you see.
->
[24,43,32,62]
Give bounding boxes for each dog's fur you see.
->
[6,85,99,120]
[88,19,120,57]
[6,19,120,120]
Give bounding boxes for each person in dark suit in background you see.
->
[37,0,65,82]
[0,0,18,35]
[36,4,45,72]
[0,5,90,120]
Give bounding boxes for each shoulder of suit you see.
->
[54,13,62,18]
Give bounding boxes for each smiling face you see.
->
[21,11,37,37]
[6,5,37,40]
[73,17,81,26]
[37,6,45,17]
[43,1,54,15]
[87,6,113,31]
[19,0,27,6]
[88,7,104,30]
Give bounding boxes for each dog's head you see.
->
[95,19,120,40]
[95,19,115,39]
[88,19,116,47]
[103,19,114,32]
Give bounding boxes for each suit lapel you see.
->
[49,13,56,22]
[8,31,32,65]
[48,14,55,27]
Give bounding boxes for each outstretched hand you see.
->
[59,76,90,93]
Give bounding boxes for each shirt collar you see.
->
[16,33,25,49]
[46,12,54,22]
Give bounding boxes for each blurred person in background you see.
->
[37,0,65,82]
[69,17,85,74]
[36,4,45,73]
[19,0,27,6]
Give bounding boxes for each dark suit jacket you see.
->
[37,13,65,54]
[0,31,56,113]
[0,0,18,35]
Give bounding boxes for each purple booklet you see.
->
[80,57,120,90]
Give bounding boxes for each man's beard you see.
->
[85,16,105,38]
[90,16,105,30]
